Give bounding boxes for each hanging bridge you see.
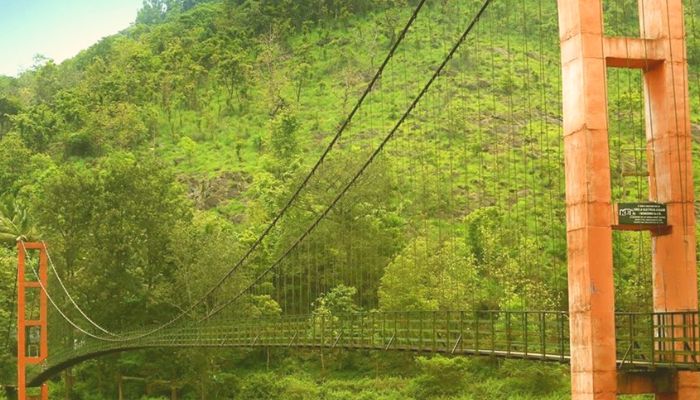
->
[24,310,700,387]
[14,0,700,397]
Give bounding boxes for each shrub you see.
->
[499,361,568,397]
[238,372,283,400]
[411,355,468,398]
[281,376,319,400]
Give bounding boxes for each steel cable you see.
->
[29,0,431,343]
[42,242,119,337]
[206,0,494,319]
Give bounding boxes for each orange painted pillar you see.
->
[639,0,700,398]
[558,0,698,397]
[17,242,49,400]
[18,242,26,400]
[557,0,618,398]
[641,0,697,314]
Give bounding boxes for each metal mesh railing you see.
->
[616,311,700,369]
[25,310,700,386]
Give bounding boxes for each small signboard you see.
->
[617,203,667,225]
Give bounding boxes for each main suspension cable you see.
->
[31,0,431,343]
[206,0,494,319]
[19,241,126,342]
[42,242,119,337]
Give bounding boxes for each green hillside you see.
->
[0,0,698,398]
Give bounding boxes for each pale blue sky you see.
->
[0,0,143,76]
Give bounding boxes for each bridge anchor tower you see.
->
[557,0,699,398]
[17,242,49,400]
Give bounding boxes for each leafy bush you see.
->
[281,376,319,400]
[499,361,568,397]
[211,371,241,398]
[411,355,468,398]
[238,372,283,400]
[64,131,100,157]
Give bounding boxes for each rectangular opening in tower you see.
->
[24,326,42,359]
[22,249,40,283]
[23,287,42,322]
[606,67,654,313]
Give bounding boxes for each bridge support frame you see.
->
[618,371,678,395]
[557,0,698,398]
[17,242,49,400]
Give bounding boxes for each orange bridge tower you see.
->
[17,242,49,400]
[557,0,699,398]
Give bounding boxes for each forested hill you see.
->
[0,0,430,217]
[0,0,698,398]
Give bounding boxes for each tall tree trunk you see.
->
[117,375,123,400]
[320,350,325,375]
[63,369,73,400]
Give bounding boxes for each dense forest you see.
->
[0,0,698,398]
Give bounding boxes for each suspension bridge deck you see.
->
[27,310,700,386]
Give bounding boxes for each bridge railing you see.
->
[616,311,700,369]
[27,310,700,385]
[172,311,573,360]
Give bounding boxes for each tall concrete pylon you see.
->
[17,242,49,400]
[557,0,699,398]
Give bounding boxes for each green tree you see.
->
[0,134,33,193]
[269,107,299,161]
[31,57,60,105]
[215,48,249,113]
[0,247,18,385]
[137,0,169,25]
[32,153,190,327]
[0,96,20,134]
[379,236,478,311]
[168,211,256,317]
[84,102,149,150]
[463,208,560,310]
[310,284,361,343]
[10,104,62,152]
[0,196,39,244]
[312,284,360,316]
